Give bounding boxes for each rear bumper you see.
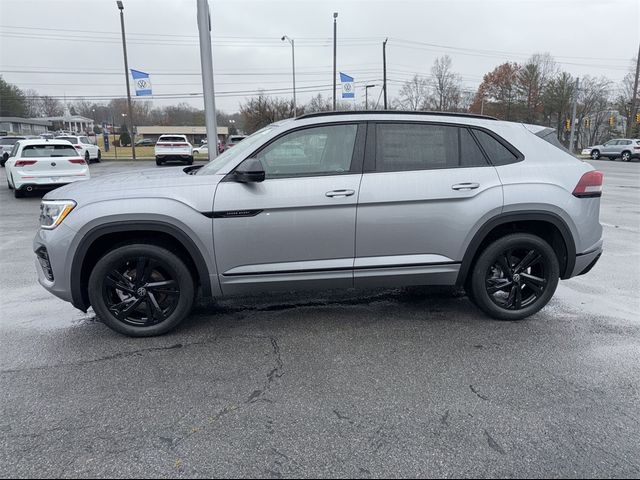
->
[571,246,603,277]
[14,174,89,190]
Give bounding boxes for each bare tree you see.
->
[430,55,462,111]
[241,93,294,133]
[39,96,63,117]
[575,76,611,148]
[397,75,430,110]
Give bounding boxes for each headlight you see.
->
[39,200,76,230]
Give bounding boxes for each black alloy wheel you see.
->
[485,247,548,310]
[102,256,180,327]
[469,233,560,321]
[88,244,194,336]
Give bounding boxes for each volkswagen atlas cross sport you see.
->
[33,111,604,337]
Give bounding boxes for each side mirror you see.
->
[234,158,265,183]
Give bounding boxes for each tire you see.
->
[186,156,194,165]
[85,151,90,163]
[96,150,101,163]
[88,244,195,337]
[590,150,600,160]
[14,187,25,198]
[7,179,13,190]
[621,151,631,162]
[1,154,7,167]
[155,157,163,166]
[468,233,560,321]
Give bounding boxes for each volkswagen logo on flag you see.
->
[137,79,148,89]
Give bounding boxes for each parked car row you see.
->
[2,134,101,166]
[5,139,91,198]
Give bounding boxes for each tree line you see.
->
[2,51,637,149]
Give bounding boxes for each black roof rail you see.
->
[295,110,498,121]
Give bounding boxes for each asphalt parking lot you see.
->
[1,159,639,478]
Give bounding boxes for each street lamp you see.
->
[333,12,338,111]
[364,84,376,110]
[281,35,296,116]
[116,1,136,160]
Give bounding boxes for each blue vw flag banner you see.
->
[131,69,152,96]
[340,72,354,99]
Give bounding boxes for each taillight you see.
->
[69,159,86,164]
[573,171,603,198]
[15,160,37,167]
[74,145,82,149]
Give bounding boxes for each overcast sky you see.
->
[0,0,638,114]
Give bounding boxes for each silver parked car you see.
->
[582,138,640,161]
[34,111,604,337]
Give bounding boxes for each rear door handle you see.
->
[452,182,480,191]
[326,189,355,198]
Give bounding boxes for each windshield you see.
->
[197,127,273,175]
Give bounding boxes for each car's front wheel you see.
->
[88,244,195,337]
[590,150,600,160]
[468,233,559,321]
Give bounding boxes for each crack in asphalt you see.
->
[470,384,489,401]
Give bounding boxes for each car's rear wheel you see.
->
[88,244,195,337]
[96,150,101,163]
[155,157,163,166]
[621,151,631,162]
[590,150,600,160]
[186,156,194,165]
[85,151,90,163]
[468,233,559,321]
[1,153,8,167]
[14,187,25,198]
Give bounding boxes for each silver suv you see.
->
[34,112,604,337]
[584,138,640,161]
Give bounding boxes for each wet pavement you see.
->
[1,159,639,478]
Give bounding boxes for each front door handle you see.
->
[452,182,480,191]
[326,189,355,198]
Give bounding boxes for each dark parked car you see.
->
[135,138,155,147]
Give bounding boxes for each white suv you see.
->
[154,135,193,165]
[55,135,101,163]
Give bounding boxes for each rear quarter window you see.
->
[472,129,521,166]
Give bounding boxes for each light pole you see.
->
[197,0,219,160]
[116,1,136,160]
[281,35,296,116]
[382,38,388,109]
[365,84,376,110]
[333,12,338,111]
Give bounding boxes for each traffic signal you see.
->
[609,115,615,127]
[584,117,590,128]
[565,119,571,131]
[636,112,640,123]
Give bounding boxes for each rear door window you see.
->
[373,123,489,172]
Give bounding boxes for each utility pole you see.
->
[116,1,136,160]
[627,42,640,138]
[197,0,218,160]
[383,38,388,109]
[569,77,580,154]
[333,12,338,111]
[282,36,296,116]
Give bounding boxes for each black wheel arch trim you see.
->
[455,211,576,287]
[70,221,212,311]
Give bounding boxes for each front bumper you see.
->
[33,224,77,304]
